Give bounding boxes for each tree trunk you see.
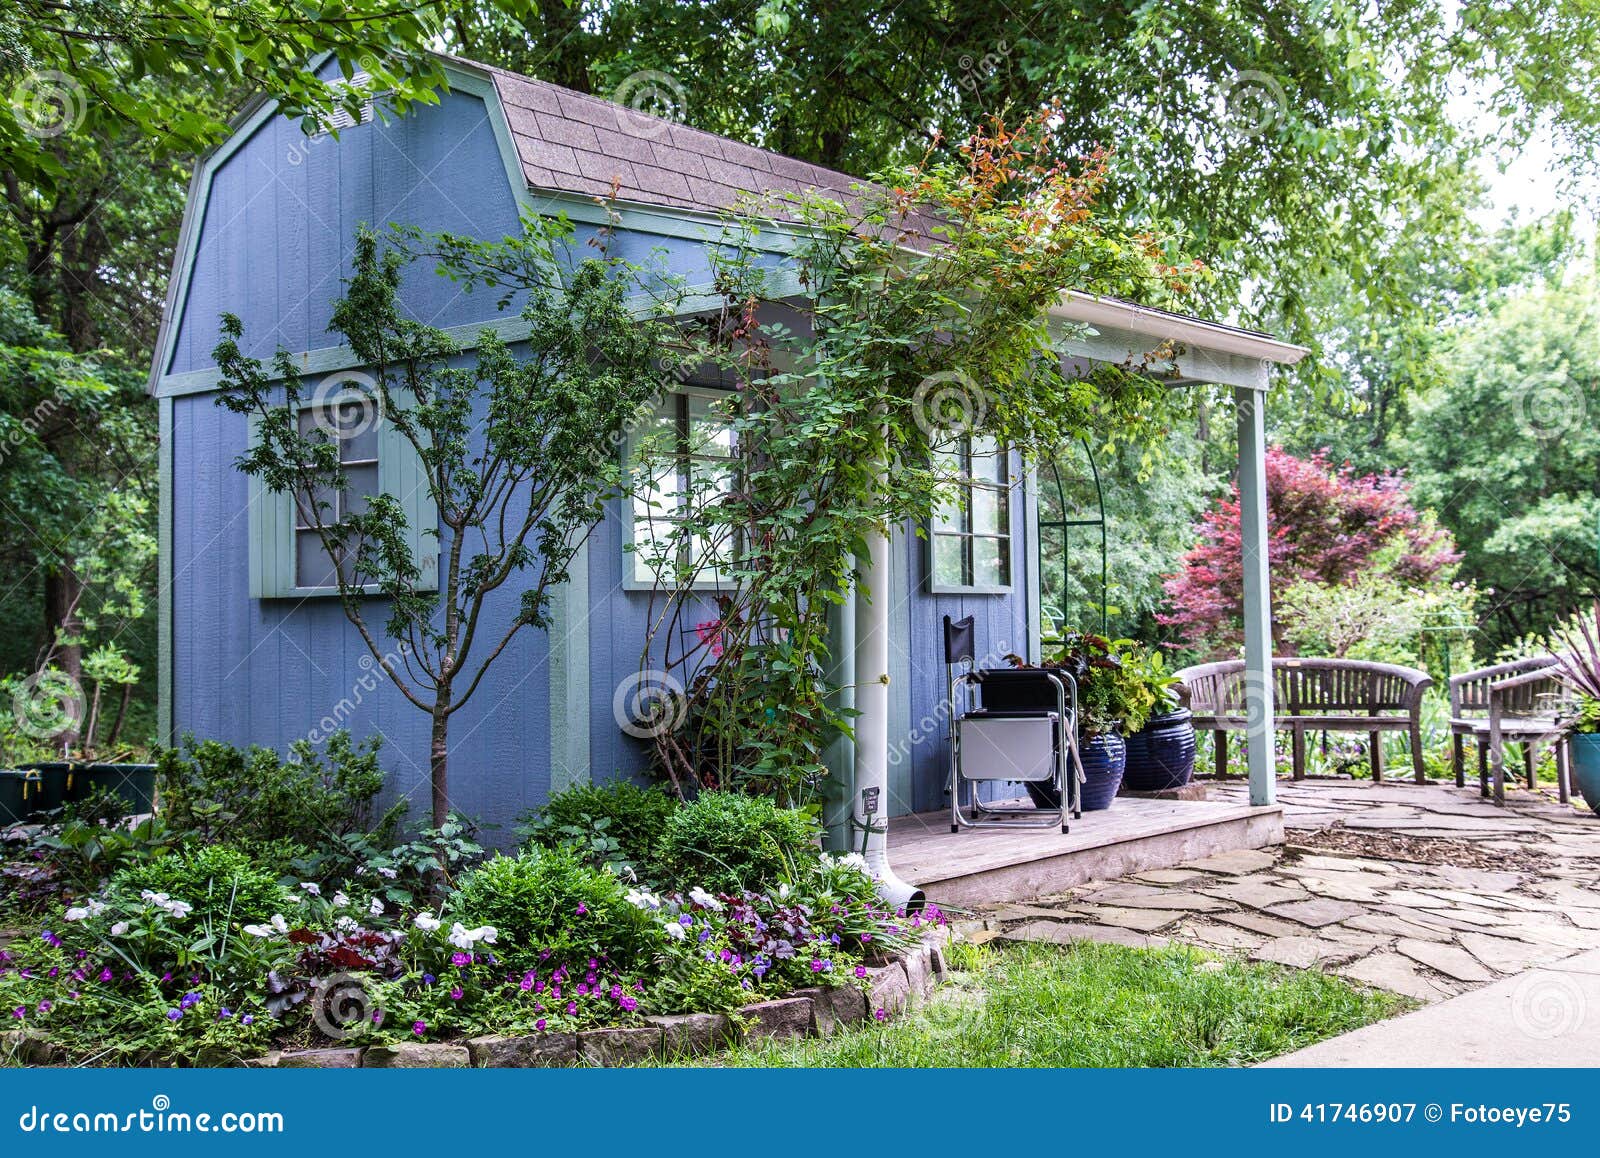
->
[106,683,133,748]
[42,566,84,684]
[429,694,451,829]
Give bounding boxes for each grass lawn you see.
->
[700,940,1409,1068]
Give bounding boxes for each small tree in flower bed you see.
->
[1160,447,1460,653]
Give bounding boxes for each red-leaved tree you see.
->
[1159,448,1460,653]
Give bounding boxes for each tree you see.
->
[1160,447,1461,653]
[214,221,685,826]
[1401,268,1600,647]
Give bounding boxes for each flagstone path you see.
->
[980,777,1600,1004]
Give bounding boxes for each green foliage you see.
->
[449,847,655,972]
[1277,572,1480,672]
[1044,633,1167,736]
[517,780,679,876]
[1402,272,1600,650]
[655,791,819,893]
[111,845,292,928]
[156,731,393,873]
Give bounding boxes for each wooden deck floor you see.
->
[889,796,1284,907]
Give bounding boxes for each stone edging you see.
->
[242,927,956,1069]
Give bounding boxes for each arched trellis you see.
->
[1038,437,1108,639]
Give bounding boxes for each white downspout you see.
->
[854,525,926,911]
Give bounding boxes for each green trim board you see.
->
[157,395,175,745]
[546,535,591,794]
[1048,319,1272,392]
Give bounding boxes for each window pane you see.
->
[632,512,675,586]
[295,482,338,529]
[973,484,1006,538]
[973,535,1010,588]
[340,403,379,461]
[342,464,379,518]
[971,434,999,465]
[687,394,735,458]
[932,533,965,587]
[296,531,339,589]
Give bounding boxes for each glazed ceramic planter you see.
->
[1123,709,1198,792]
[1571,733,1600,815]
[1078,731,1128,811]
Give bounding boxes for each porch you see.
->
[890,795,1285,907]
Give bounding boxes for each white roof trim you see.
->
[1051,291,1310,366]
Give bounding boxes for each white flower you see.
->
[331,891,349,908]
[109,921,130,937]
[377,867,397,879]
[139,890,169,906]
[368,897,384,918]
[836,852,869,874]
[272,913,289,934]
[242,923,275,938]
[626,888,661,911]
[447,923,498,949]
[413,912,441,932]
[688,887,723,911]
[63,906,91,922]
[165,900,194,920]
[299,882,321,897]
[662,920,687,941]
[334,915,358,933]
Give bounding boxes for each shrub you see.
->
[111,845,291,928]
[656,792,819,893]
[448,846,654,971]
[517,780,678,874]
[157,731,398,871]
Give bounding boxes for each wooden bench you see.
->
[1449,658,1574,805]
[1174,658,1434,783]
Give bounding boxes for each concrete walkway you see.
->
[1263,947,1600,1066]
[982,778,1600,1007]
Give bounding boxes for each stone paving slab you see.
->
[978,779,1600,1010]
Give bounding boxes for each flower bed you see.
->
[0,762,950,1068]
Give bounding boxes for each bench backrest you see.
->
[1449,656,1563,717]
[1176,658,1432,716]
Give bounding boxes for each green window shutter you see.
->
[246,414,295,598]
[377,410,438,592]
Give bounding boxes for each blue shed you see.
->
[150,54,1306,848]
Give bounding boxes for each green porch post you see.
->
[1236,384,1277,806]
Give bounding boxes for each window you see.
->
[246,392,437,599]
[930,434,1013,592]
[292,403,379,589]
[627,389,737,589]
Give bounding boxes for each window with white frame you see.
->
[930,434,1013,592]
[627,388,737,588]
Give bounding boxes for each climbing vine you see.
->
[633,110,1198,803]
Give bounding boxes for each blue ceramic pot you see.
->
[1571,733,1600,816]
[1079,731,1127,811]
[1123,709,1197,792]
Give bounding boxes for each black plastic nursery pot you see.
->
[0,769,46,825]
[30,761,159,814]
[1122,709,1198,792]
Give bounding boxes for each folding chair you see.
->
[943,615,1082,833]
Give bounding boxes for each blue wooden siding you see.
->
[170,391,553,831]
[166,87,524,377]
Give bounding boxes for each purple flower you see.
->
[450,952,470,968]
[566,1001,577,1016]
[217,1008,232,1020]
[412,1020,427,1036]
[535,1018,547,1030]
[179,990,202,1010]
[97,967,113,982]
[874,1008,888,1021]
[37,1001,52,1013]
[575,903,588,916]
[10,1006,23,1020]
[860,933,872,943]
[40,930,61,948]
[810,959,825,972]
[678,915,693,927]
[520,972,535,992]
[854,966,868,979]
[422,973,436,986]
[47,967,58,979]
[449,986,463,1001]
[609,984,623,999]
[619,996,638,1013]
[166,1009,182,1021]
[241,1015,254,1026]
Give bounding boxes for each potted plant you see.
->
[1550,603,1600,814]
[1037,633,1158,809]
[1122,648,1198,792]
